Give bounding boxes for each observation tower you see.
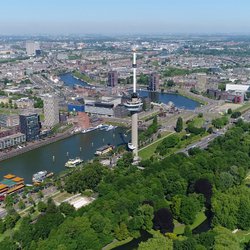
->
[124,48,143,158]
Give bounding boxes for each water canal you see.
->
[0,128,128,182]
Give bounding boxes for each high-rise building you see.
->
[196,73,207,92]
[43,95,59,127]
[124,49,143,159]
[107,71,118,87]
[148,73,160,91]
[19,114,41,141]
[26,41,40,56]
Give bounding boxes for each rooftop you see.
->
[3,174,15,179]
[1,179,16,187]
[0,184,7,190]
[12,177,24,182]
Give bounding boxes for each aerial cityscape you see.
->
[0,0,249,249]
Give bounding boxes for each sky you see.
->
[0,0,250,35]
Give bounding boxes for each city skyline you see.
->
[1,0,250,35]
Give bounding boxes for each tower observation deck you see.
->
[124,49,142,157]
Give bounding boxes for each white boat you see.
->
[128,143,136,150]
[105,125,117,131]
[32,170,47,183]
[65,157,84,168]
[81,126,99,134]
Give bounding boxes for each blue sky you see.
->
[0,0,250,34]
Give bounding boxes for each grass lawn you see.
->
[138,131,173,160]
[234,229,250,243]
[103,237,133,250]
[174,210,207,235]
[52,191,73,203]
[235,102,250,113]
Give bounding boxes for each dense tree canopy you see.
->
[3,120,250,249]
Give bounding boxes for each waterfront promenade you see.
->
[0,129,74,162]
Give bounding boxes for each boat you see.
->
[99,124,109,130]
[65,157,84,168]
[95,144,114,156]
[81,127,98,134]
[32,170,47,183]
[128,143,136,150]
[105,125,117,131]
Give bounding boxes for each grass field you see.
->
[235,102,250,113]
[138,131,173,160]
[173,210,207,235]
[235,229,250,243]
[103,237,133,250]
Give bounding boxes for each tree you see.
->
[59,202,75,216]
[28,196,35,206]
[179,194,203,225]
[0,219,6,234]
[227,108,232,115]
[114,222,129,241]
[237,198,250,230]
[37,190,43,199]
[231,111,241,119]
[175,117,183,132]
[213,226,241,250]
[184,225,192,237]
[207,127,213,134]
[18,200,25,210]
[138,234,173,250]
[137,204,154,230]
[37,201,47,213]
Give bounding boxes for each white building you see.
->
[0,133,26,150]
[26,41,40,56]
[43,95,59,127]
[226,84,250,93]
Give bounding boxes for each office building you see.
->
[19,114,41,141]
[26,41,40,56]
[107,71,118,87]
[43,95,59,127]
[148,73,160,91]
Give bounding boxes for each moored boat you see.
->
[65,157,84,168]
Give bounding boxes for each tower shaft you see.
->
[131,112,138,157]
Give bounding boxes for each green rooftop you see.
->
[0,179,16,187]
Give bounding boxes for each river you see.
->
[60,73,90,87]
[138,90,200,110]
[0,128,128,183]
[60,73,200,110]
